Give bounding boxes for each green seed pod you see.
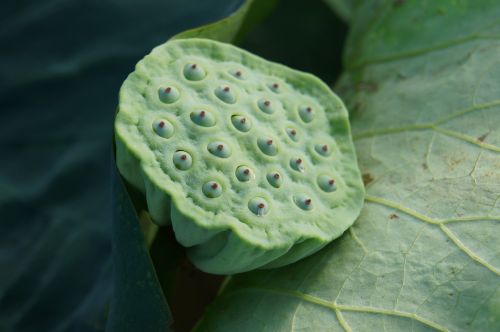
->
[115,38,364,274]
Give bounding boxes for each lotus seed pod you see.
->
[183,63,206,81]
[231,115,251,132]
[190,110,216,127]
[158,86,180,104]
[115,38,364,274]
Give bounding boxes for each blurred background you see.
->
[0,0,345,330]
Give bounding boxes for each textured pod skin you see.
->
[115,38,364,274]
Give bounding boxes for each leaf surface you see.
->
[196,1,500,331]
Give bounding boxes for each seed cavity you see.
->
[298,105,314,123]
[286,127,299,142]
[290,157,305,172]
[190,110,216,127]
[266,172,283,188]
[183,63,206,81]
[315,143,332,157]
[294,194,314,211]
[152,119,174,138]
[236,166,255,182]
[158,86,180,103]
[257,99,275,114]
[318,175,337,192]
[202,181,222,198]
[231,115,252,132]
[229,69,246,80]
[173,150,192,170]
[208,141,231,158]
[257,137,278,156]
[248,197,269,216]
[215,85,236,104]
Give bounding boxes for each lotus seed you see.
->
[229,69,245,80]
[286,127,299,142]
[215,85,236,104]
[190,110,216,127]
[318,175,337,192]
[208,141,231,158]
[231,115,252,132]
[236,166,255,182]
[257,99,275,114]
[202,181,222,198]
[183,63,206,81]
[158,86,180,103]
[266,171,283,188]
[268,82,280,93]
[173,150,192,170]
[294,194,313,211]
[290,157,305,172]
[248,197,269,216]
[152,119,174,138]
[298,106,314,123]
[315,143,332,157]
[257,137,278,156]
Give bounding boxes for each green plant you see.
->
[115,38,364,274]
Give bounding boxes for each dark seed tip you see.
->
[240,118,246,124]
[159,121,165,128]
[180,154,187,160]
[236,71,241,76]
[223,86,230,92]
[258,203,265,209]
[243,169,250,175]
[296,158,302,164]
[273,173,280,179]
[272,83,279,89]
[322,145,328,151]
[191,64,197,69]
[211,183,218,189]
[329,179,335,185]
[306,107,312,113]
[267,140,273,145]
[291,129,296,135]
[165,87,171,93]
[217,144,224,151]
[305,199,312,205]
[264,101,270,106]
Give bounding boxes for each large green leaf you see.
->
[196,1,500,330]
